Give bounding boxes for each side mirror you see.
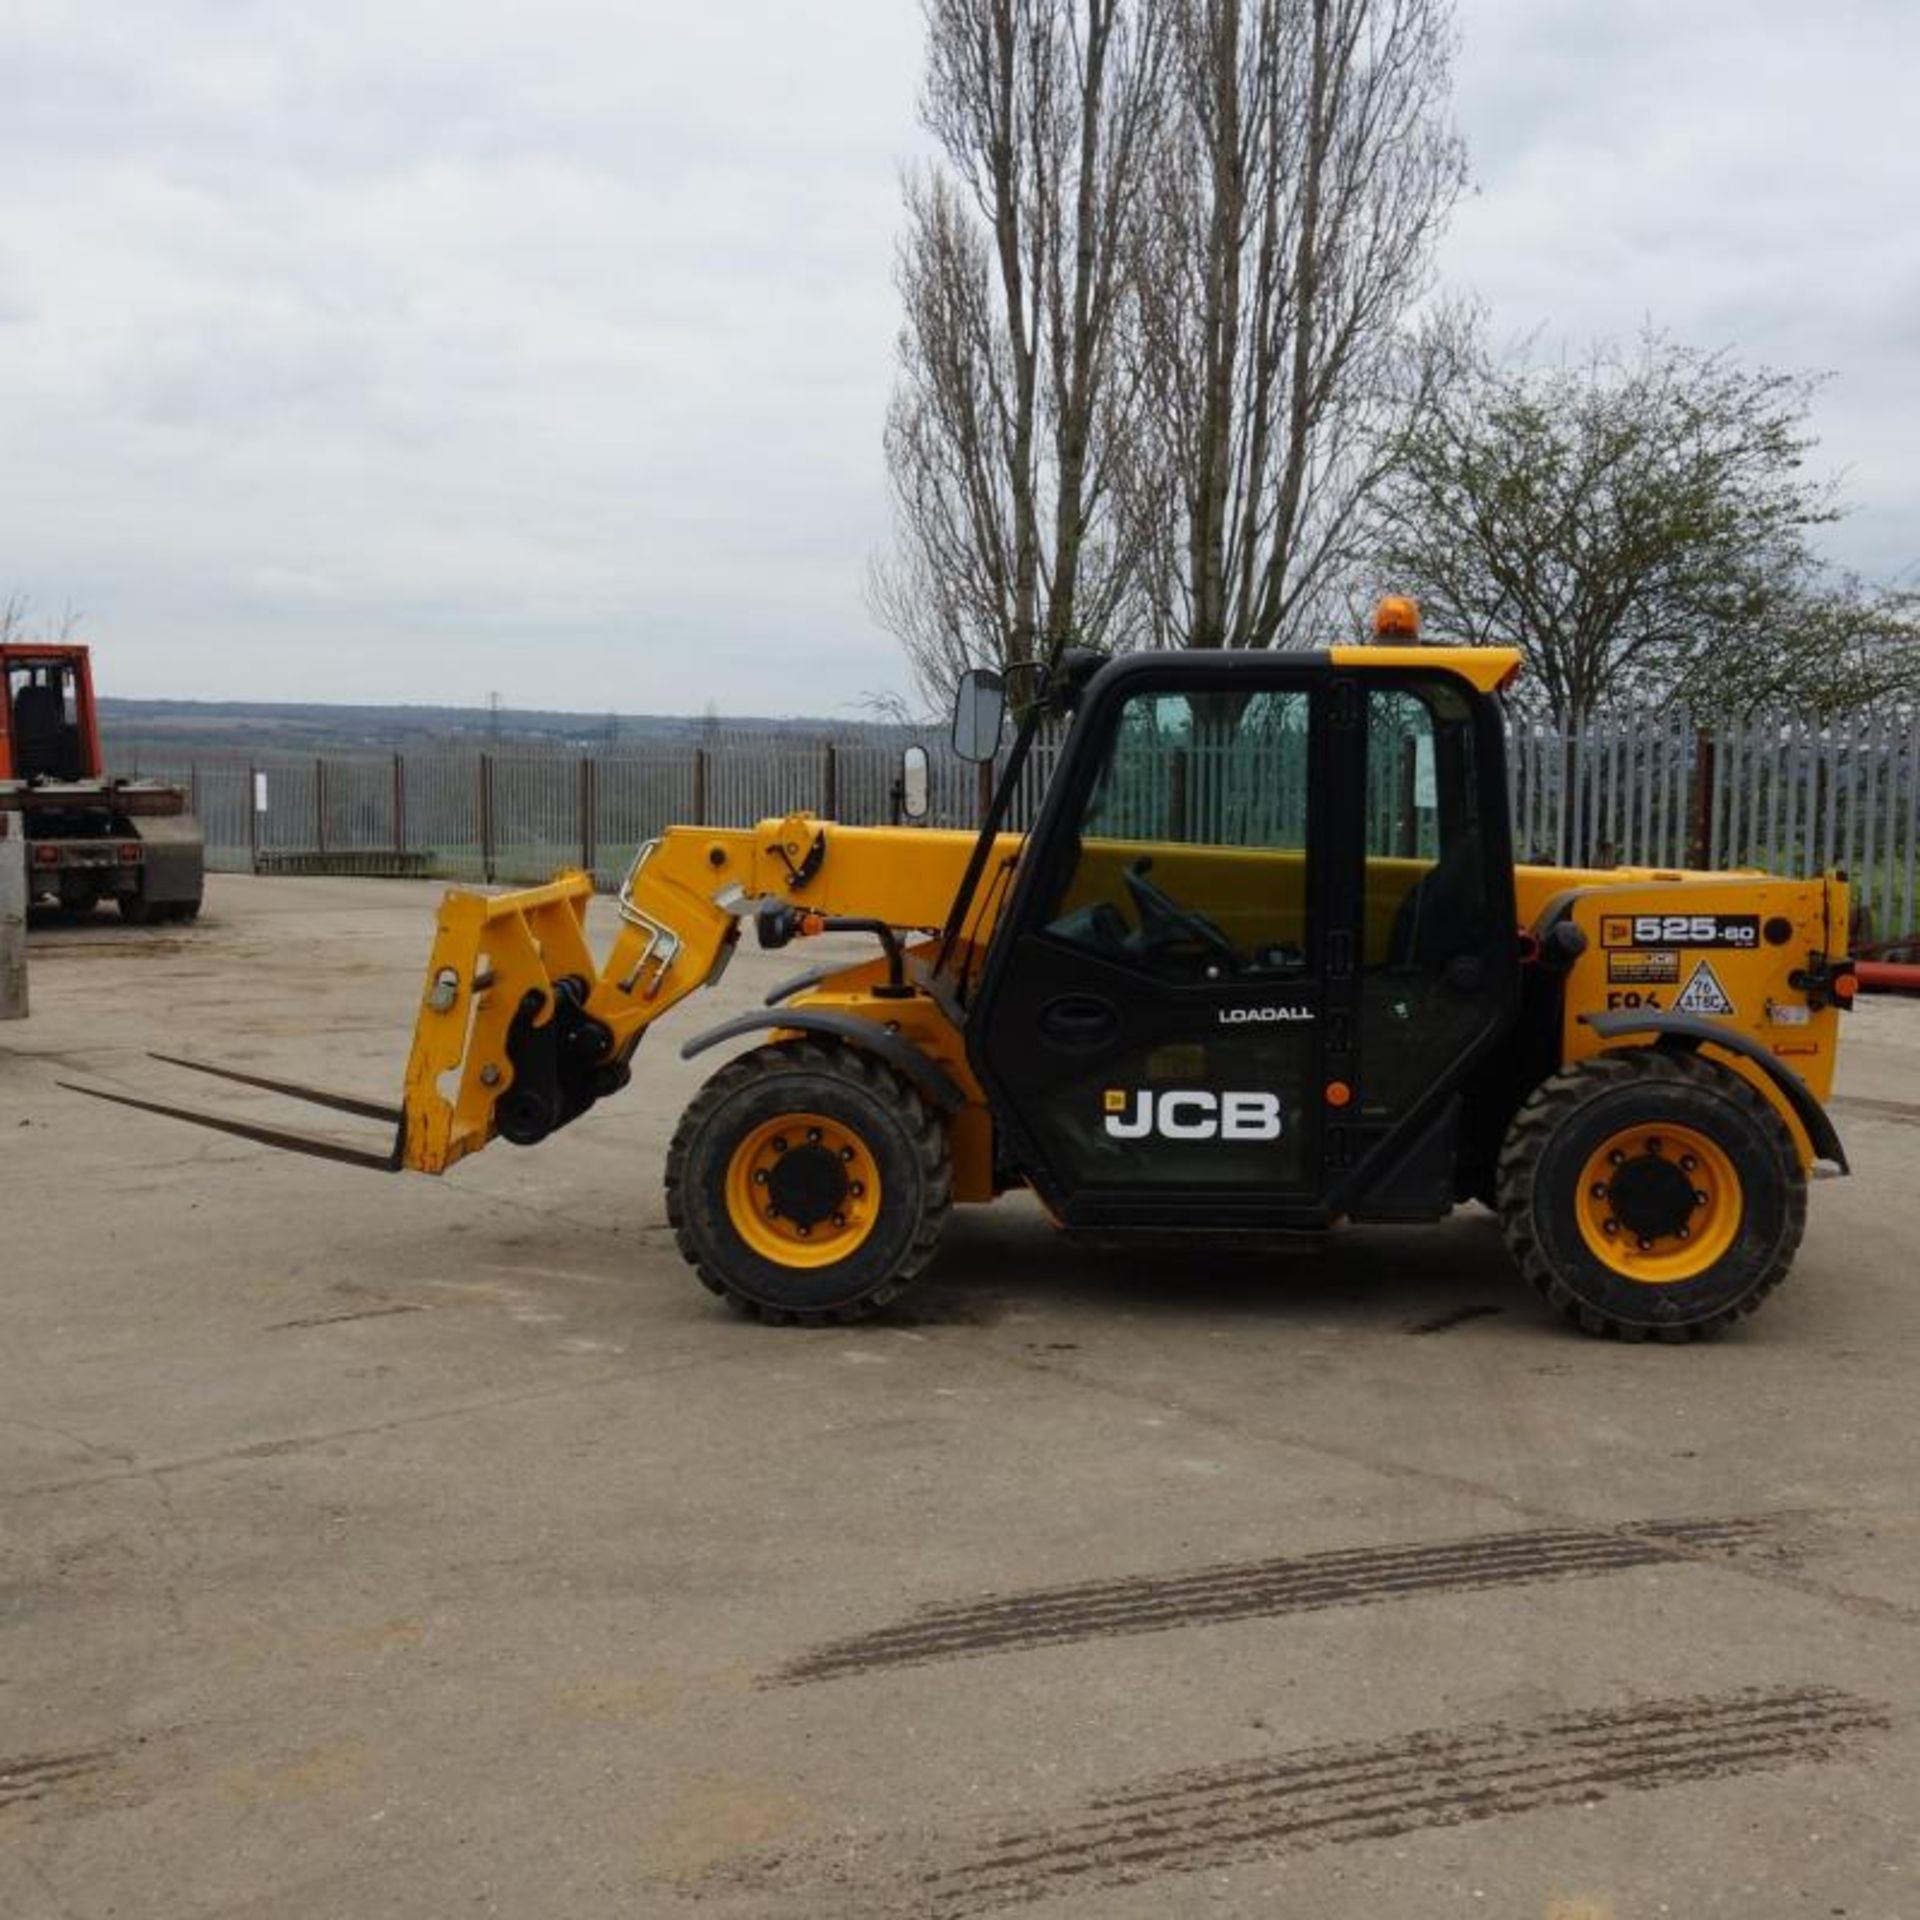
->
[899,744,930,822]
[951,667,1006,764]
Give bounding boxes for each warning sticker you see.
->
[1674,960,1736,1017]
[1608,950,1681,986]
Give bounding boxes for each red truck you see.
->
[0,644,204,922]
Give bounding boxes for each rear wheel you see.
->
[665,1040,951,1324]
[117,890,156,925]
[1496,1049,1806,1341]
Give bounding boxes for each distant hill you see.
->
[98,696,914,761]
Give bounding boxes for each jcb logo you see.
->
[1103,1089,1284,1141]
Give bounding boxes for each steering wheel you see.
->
[1122,858,1243,972]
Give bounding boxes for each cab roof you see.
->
[1326,644,1521,692]
[1078,643,1522,698]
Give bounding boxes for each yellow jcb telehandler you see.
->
[78,610,1858,1340]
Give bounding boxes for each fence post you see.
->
[0,812,27,1022]
[1397,736,1419,857]
[1687,728,1715,869]
[822,742,838,820]
[693,747,709,825]
[1168,749,1189,841]
[579,756,596,877]
[479,753,495,884]
[248,764,261,873]
[314,756,328,858]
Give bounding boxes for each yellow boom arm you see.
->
[400,815,1018,1173]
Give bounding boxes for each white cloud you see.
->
[0,0,927,712]
[2,1,1914,713]
[1444,0,1920,583]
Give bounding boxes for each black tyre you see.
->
[117,891,155,925]
[1496,1049,1806,1342]
[665,1040,951,1324]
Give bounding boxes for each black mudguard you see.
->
[1579,1011,1847,1172]
[679,1009,967,1113]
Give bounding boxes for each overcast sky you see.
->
[2,1,1915,715]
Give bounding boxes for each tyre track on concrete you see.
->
[0,1747,112,1811]
[973,1341,1920,1633]
[919,1686,1887,1916]
[772,1516,1772,1685]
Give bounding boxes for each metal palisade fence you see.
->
[124,702,1920,946]
[1505,706,1920,942]
[132,734,990,894]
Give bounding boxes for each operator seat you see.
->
[9,681,71,780]
[1385,825,1486,972]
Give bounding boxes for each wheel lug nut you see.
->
[797,1225,811,1238]
[1693,1189,1709,1207]
[849,1181,865,1198]
[1638,1236,1654,1251]
[807,1128,822,1144]
[1608,1150,1625,1166]
[753,1168,767,1185]
[1677,1226,1691,1241]
[832,1213,846,1228]
[1647,1137,1663,1154]
[1590,1182,1609,1200]
[1680,1155,1698,1173]
[839,1146,854,1163]
[767,1206,779,1220]
[1602,1219,1619,1236]
[772,1136,788,1154]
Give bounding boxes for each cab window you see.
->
[1362,683,1486,972]
[1356,679,1501,1117]
[1045,687,1312,980]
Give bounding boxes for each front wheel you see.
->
[1496,1049,1807,1341]
[665,1040,952,1324]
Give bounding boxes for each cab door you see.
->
[970,665,1329,1230]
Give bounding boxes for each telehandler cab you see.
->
[77,608,1857,1340]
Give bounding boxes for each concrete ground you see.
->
[2,875,1915,1920]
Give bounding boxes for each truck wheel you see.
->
[1496,1049,1806,1341]
[665,1040,951,1325]
[117,891,156,925]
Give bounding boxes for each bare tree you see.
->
[873,0,1172,707]
[1128,0,1465,651]
[876,0,1464,701]
[0,595,82,647]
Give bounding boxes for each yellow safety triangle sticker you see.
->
[1675,959,1735,1017]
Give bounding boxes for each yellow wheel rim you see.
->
[724,1111,882,1269]
[1575,1122,1742,1283]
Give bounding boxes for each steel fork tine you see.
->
[58,1082,404,1172]
[147,1053,402,1124]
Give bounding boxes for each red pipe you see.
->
[1856,960,1920,995]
